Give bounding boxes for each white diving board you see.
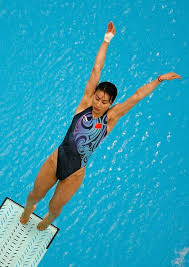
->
[0,197,59,266]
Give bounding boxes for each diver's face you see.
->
[92,90,112,113]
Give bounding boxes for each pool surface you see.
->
[0,0,189,266]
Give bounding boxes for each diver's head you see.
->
[95,81,117,104]
[92,81,117,114]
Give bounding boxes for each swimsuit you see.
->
[56,106,108,180]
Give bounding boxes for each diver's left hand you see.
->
[160,72,182,81]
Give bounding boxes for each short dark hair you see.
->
[95,81,117,103]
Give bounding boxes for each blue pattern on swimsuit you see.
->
[73,106,108,167]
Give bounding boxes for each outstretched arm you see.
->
[136,72,181,99]
[83,21,116,99]
[109,72,182,120]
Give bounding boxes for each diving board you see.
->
[0,197,59,266]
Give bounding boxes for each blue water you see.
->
[0,0,189,266]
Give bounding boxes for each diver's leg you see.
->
[37,167,85,230]
[20,149,58,224]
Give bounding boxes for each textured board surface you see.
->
[0,197,59,267]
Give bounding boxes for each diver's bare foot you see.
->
[37,213,52,231]
[20,205,36,224]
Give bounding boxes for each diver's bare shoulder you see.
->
[74,94,93,115]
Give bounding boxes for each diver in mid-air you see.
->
[20,21,181,230]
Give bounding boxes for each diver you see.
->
[20,21,181,230]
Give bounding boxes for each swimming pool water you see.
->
[0,0,189,266]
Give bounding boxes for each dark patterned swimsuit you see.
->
[56,106,108,180]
